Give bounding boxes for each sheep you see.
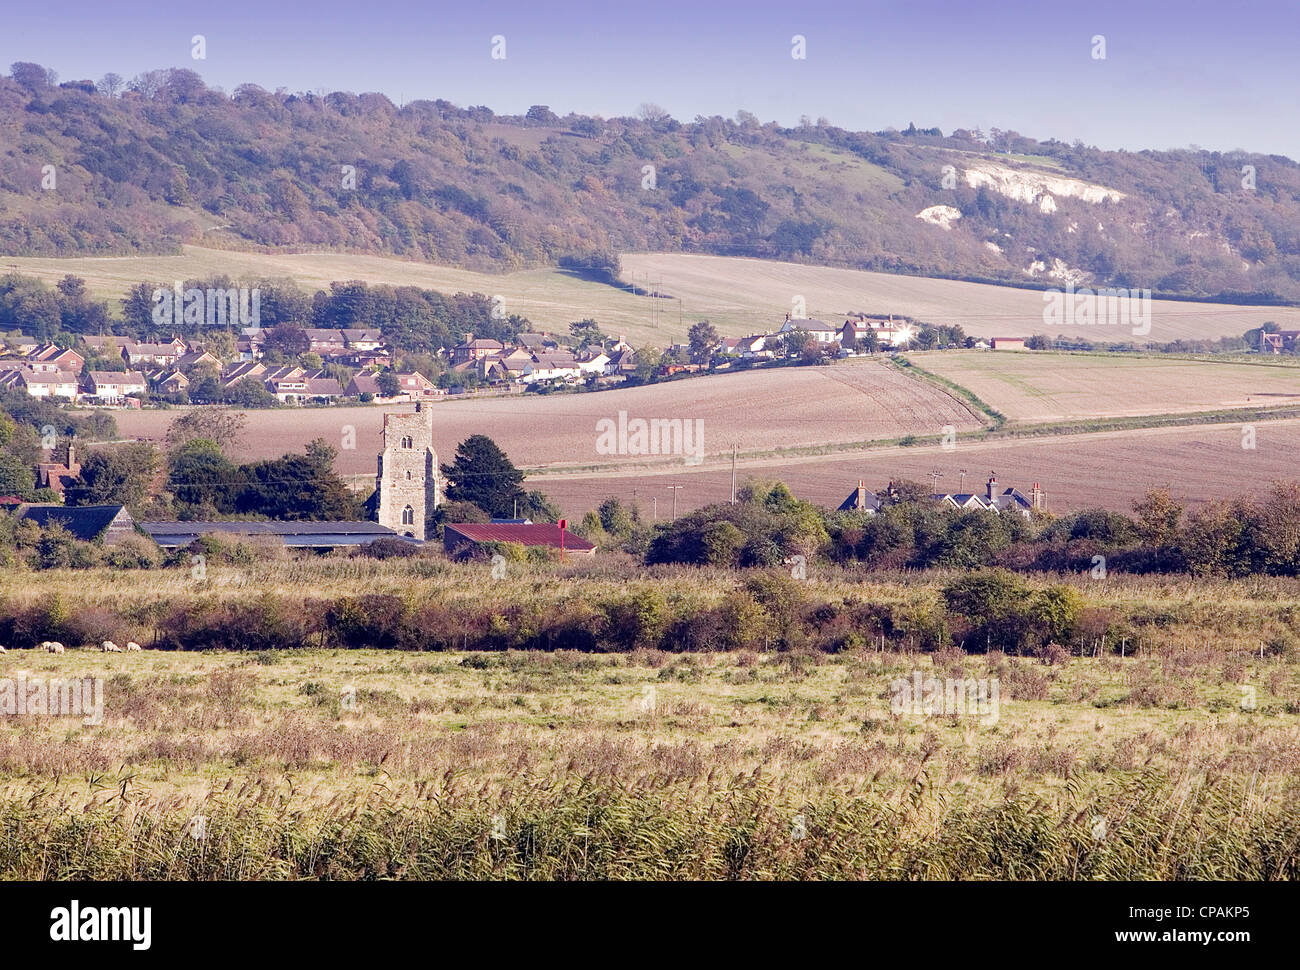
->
[41,641,65,654]
[101,640,122,653]
[126,641,142,652]
[0,645,6,653]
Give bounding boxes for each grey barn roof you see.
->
[17,504,129,541]
[140,520,416,549]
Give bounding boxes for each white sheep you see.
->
[101,640,122,653]
[126,641,142,652]
[41,641,65,654]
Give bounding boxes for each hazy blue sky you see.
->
[4,0,1297,158]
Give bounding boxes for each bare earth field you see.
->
[535,419,1300,518]
[113,359,983,475]
[6,246,1295,346]
[915,350,1300,423]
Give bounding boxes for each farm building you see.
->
[15,504,138,544]
[443,523,596,557]
[139,520,414,550]
[990,337,1027,350]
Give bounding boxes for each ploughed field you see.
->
[537,418,1300,518]
[913,350,1300,423]
[113,358,983,475]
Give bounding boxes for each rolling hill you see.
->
[4,63,1300,306]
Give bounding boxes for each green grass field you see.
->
[1,559,1298,879]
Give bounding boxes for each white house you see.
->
[777,317,841,344]
[520,353,582,384]
[84,371,146,404]
[840,317,915,350]
[7,368,80,399]
[576,352,610,375]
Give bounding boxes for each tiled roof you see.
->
[444,523,595,551]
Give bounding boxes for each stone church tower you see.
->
[376,402,439,540]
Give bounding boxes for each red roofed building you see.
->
[443,523,597,557]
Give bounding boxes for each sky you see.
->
[2,0,1298,159]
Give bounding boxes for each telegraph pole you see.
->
[731,444,737,504]
[666,484,682,520]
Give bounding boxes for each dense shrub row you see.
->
[632,481,1300,579]
[0,569,1132,655]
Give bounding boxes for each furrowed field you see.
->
[113,357,985,475]
[1,558,1299,879]
[110,351,1300,519]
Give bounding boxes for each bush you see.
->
[356,537,421,560]
[104,534,162,569]
[943,570,1082,654]
[325,595,408,649]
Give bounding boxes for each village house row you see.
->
[0,312,1020,408]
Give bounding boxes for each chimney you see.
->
[986,472,997,501]
[1031,481,1044,510]
[464,332,473,343]
[857,479,867,509]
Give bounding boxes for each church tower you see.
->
[376,402,438,540]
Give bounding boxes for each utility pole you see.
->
[666,484,682,520]
[731,444,738,504]
[652,496,657,522]
[929,468,942,493]
[958,469,967,494]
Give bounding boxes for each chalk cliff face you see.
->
[915,205,963,229]
[1026,256,1092,286]
[963,160,1126,208]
